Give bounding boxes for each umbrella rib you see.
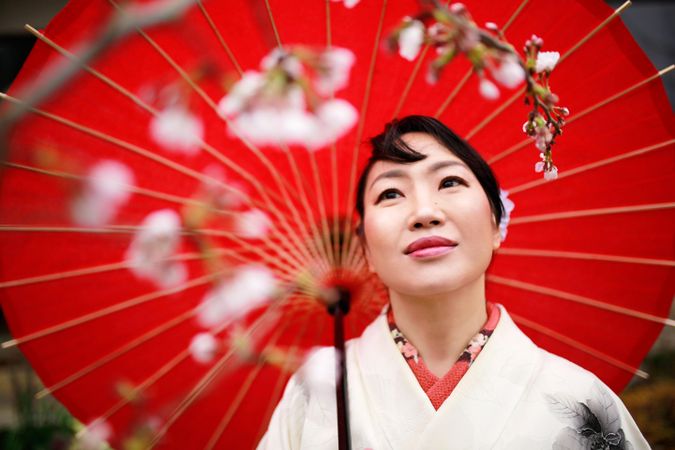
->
[487,274,675,327]
[105,0,329,270]
[263,0,283,48]
[257,2,334,273]
[504,139,675,194]
[25,26,319,272]
[510,202,675,225]
[3,256,297,351]
[197,229,311,277]
[88,299,288,431]
[309,150,336,268]
[0,163,303,278]
[3,271,219,350]
[254,314,322,446]
[496,247,675,267]
[283,149,332,274]
[509,311,649,379]
[0,220,304,279]
[0,251,209,290]
[466,0,630,141]
[392,44,431,119]
[195,0,244,76]
[203,315,312,450]
[147,299,289,448]
[434,0,530,118]
[35,275,294,399]
[341,0,388,266]
[325,2,341,267]
[489,68,675,164]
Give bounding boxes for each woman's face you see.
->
[361,132,500,298]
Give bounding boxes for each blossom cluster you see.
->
[218,46,358,149]
[521,35,568,180]
[390,3,526,99]
[389,2,569,180]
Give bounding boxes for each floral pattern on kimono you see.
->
[546,380,634,450]
[386,301,500,410]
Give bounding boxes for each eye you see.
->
[439,176,466,189]
[375,188,402,204]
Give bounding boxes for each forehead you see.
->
[365,132,469,186]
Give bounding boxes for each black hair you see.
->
[355,115,504,235]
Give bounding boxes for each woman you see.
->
[259,116,648,449]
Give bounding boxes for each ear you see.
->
[491,216,501,251]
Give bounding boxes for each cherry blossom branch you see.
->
[389,1,569,180]
[0,0,197,164]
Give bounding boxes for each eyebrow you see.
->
[368,160,469,191]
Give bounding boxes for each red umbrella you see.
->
[1,0,673,448]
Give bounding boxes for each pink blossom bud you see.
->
[485,22,498,31]
[544,166,559,180]
[534,161,545,173]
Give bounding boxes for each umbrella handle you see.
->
[329,289,352,450]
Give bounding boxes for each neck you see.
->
[389,275,488,378]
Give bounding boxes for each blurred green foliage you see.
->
[621,350,675,450]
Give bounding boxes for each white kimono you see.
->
[258,304,649,449]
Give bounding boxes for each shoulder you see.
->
[495,306,649,448]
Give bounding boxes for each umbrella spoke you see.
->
[505,139,675,194]
[203,313,313,450]
[0,252,208,290]
[106,0,325,268]
[309,151,336,267]
[147,299,289,448]
[254,312,322,445]
[3,271,220,350]
[496,247,675,267]
[434,0,530,118]
[509,311,649,379]
[0,219,306,279]
[35,275,294,398]
[90,298,289,433]
[392,44,431,119]
[487,274,675,327]
[283,149,332,274]
[509,202,675,225]
[467,0,631,141]
[24,26,320,271]
[340,0,388,267]
[490,67,675,164]
[195,0,243,76]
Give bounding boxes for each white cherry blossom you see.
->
[479,78,500,100]
[149,105,204,155]
[535,51,560,73]
[71,160,134,227]
[544,165,559,180]
[218,71,265,117]
[189,332,219,363]
[315,47,356,96]
[236,209,272,239]
[491,56,525,89]
[331,0,360,8]
[398,19,425,61]
[197,265,277,329]
[299,347,338,394]
[126,209,187,288]
[78,418,112,450]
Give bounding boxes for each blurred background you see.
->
[0,0,673,448]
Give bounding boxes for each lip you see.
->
[404,236,458,258]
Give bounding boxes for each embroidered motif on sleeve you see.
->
[545,381,633,450]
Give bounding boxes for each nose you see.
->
[408,196,446,230]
